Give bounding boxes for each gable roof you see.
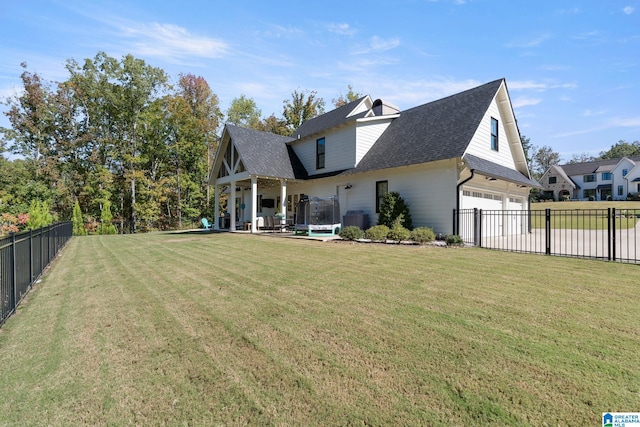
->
[558,156,640,176]
[293,96,370,140]
[224,124,307,179]
[351,79,504,173]
[547,164,579,189]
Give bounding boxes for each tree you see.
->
[226,95,261,129]
[377,191,412,230]
[599,140,640,159]
[72,200,86,235]
[100,199,117,234]
[256,114,290,136]
[530,145,561,179]
[566,153,597,164]
[283,89,325,133]
[66,52,169,233]
[26,200,53,229]
[332,85,363,108]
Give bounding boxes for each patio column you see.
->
[230,181,236,231]
[280,179,287,217]
[251,176,258,233]
[213,184,220,230]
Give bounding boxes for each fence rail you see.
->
[454,208,639,264]
[0,222,73,327]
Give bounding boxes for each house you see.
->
[540,156,640,201]
[208,78,539,235]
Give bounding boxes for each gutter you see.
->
[455,169,475,235]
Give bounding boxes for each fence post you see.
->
[474,208,480,247]
[545,209,551,255]
[611,208,617,261]
[29,228,34,282]
[11,232,17,314]
[607,208,612,261]
[453,209,457,236]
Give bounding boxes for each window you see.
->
[548,176,557,184]
[583,174,596,183]
[602,172,612,180]
[584,189,596,199]
[490,118,499,151]
[623,169,628,177]
[618,185,624,196]
[316,137,325,169]
[376,180,388,213]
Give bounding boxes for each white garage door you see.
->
[461,190,504,238]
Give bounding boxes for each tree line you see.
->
[0,52,362,234]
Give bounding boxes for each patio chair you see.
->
[201,218,213,229]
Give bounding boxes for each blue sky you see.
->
[1,0,638,161]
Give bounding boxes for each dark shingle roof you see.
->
[559,156,640,176]
[464,154,542,188]
[225,124,308,179]
[351,79,504,173]
[293,96,369,140]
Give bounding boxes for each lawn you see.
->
[0,232,638,426]
[529,201,640,229]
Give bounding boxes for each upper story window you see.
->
[623,169,628,176]
[601,172,612,181]
[490,118,499,151]
[583,174,596,183]
[316,137,325,169]
[548,176,557,184]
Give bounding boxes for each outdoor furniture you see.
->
[201,218,213,229]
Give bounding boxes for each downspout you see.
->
[455,169,475,235]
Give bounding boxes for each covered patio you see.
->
[208,124,307,233]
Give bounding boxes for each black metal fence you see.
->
[0,222,73,327]
[454,208,639,264]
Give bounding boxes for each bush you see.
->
[445,234,463,245]
[26,200,53,229]
[378,191,412,229]
[365,225,389,241]
[72,201,87,236]
[411,227,436,244]
[339,225,364,241]
[100,200,117,235]
[387,217,410,243]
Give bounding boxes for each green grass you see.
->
[1,233,639,426]
[529,201,640,229]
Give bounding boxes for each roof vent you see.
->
[372,99,400,116]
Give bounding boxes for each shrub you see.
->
[387,216,410,242]
[339,225,364,241]
[365,225,389,241]
[378,191,412,229]
[445,234,463,245]
[411,227,436,244]
[72,201,87,236]
[26,200,53,229]
[100,200,117,235]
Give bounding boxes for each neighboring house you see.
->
[540,156,640,201]
[208,78,539,235]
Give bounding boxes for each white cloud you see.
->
[508,80,577,91]
[506,33,551,48]
[370,36,401,52]
[611,116,640,127]
[512,97,542,108]
[119,22,228,60]
[583,109,605,117]
[623,6,635,15]
[327,22,357,36]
